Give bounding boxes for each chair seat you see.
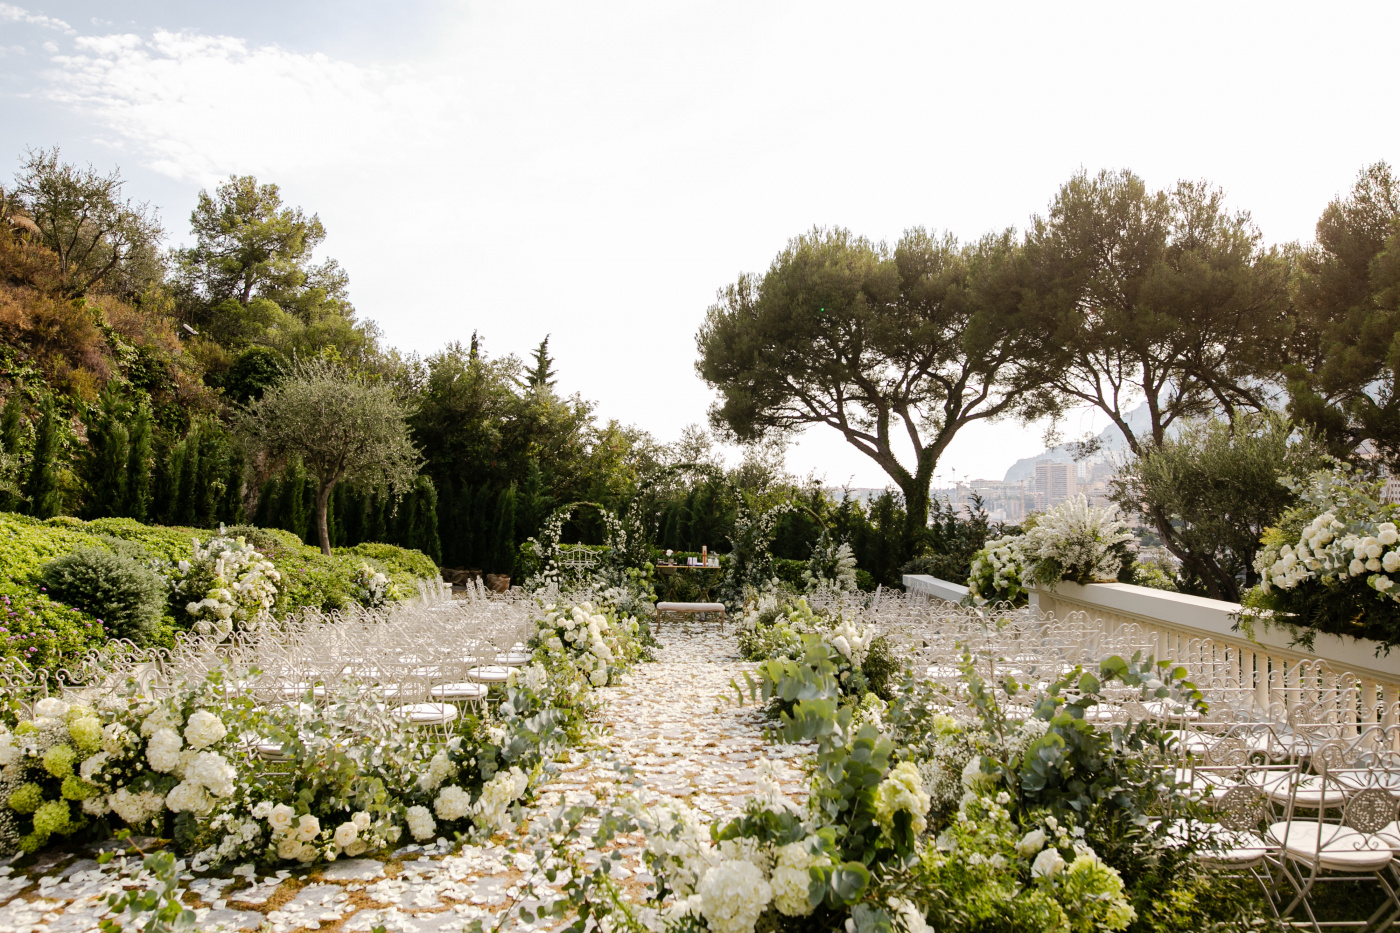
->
[1144,699,1201,721]
[430,682,490,700]
[279,682,329,698]
[1163,818,1269,864]
[656,602,725,612]
[465,665,511,683]
[494,652,532,666]
[255,741,292,762]
[1248,771,1344,808]
[1268,822,1397,871]
[392,702,459,725]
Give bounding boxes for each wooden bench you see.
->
[655,601,726,627]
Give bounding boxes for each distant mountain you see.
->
[1002,402,1155,482]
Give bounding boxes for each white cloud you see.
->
[0,3,72,33]
[46,31,458,184]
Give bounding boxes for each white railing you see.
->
[903,573,1400,719]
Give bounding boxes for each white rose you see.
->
[1031,847,1065,879]
[334,821,359,849]
[1017,828,1047,856]
[268,804,295,833]
[276,834,303,861]
[297,814,321,841]
[353,811,372,830]
[34,697,69,719]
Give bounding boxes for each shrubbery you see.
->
[38,547,166,643]
[0,511,439,666]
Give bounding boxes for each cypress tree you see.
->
[0,393,24,512]
[0,392,22,457]
[151,433,180,524]
[193,421,224,527]
[219,450,244,525]
[470,484,493,568]
[174,422,200,526]
[124,403,153,521]
[366,489,388,543]
[253,476,278,527]
[80,388,129,519]
[492,483,516,574]
[412,476,442,565]
[680,487,699,551]
[23,395,65,519]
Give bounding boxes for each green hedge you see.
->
[0,512,438,670]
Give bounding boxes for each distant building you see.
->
[1035,461,1076,507]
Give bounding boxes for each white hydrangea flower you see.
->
[183,710,228,750]
[770,838,827,916]
[406,805,436,841]
[166,780,215,815]
[110,788,167,826]
[697,859,773,933]
[186,751,236,797]
[146,728,184,773]
[434,785,472,821]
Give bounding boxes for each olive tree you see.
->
[1110,413,1324,600]
[239,358,421,555]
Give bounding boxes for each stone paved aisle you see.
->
[0,623,808,933]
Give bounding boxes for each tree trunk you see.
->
[901,460,935,550]
[316,482,334,557]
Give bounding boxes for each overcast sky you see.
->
[3,1,1398,490]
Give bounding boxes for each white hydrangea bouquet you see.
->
[966,496,1132,605]
[1242,464,1400,648]
[531,599,640,688]
[966,536,1028,606]
[0,682,248,856]
[170,532,282,638]
[350,561,400,609]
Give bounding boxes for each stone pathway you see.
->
[0,623,807,933]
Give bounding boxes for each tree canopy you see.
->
[13,147,163,299]
[238,357,421,554]
[1286,162,1400,469]
[697,226,1056,538]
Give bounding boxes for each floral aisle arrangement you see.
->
[0,587,652,865]
[1242,464,1400,647]
[349,561,400,609]
[802,531,859,593]
[170,532,283,638]
[965,496,1133,605]
[736,596,902,728]
[530,598,645,688]
[966,535,1028,606]
[532,647,1237,933]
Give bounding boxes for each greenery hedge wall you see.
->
[0,512,437,671]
